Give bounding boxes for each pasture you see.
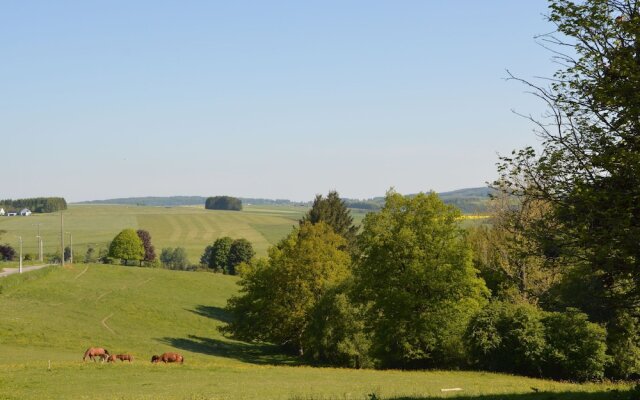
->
[0,204,307,263]
[0,265,634,400]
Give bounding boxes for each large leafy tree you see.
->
[227,238,255,275]
[222,222,351,356]
[300,191,357,249]
[499,0,640,377]
[205,237,234,273]
[355,191,488,368]
[136,229,156,266]
[108,229,144,265]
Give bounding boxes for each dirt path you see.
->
[0,264,53,278]
[74,265,89,280]
[101,313,116,334]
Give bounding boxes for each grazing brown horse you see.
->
[83,347,110,362]
[107,354,133,363]
[116,354,134,362]
[151,352,184,364]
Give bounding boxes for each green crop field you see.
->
[0,265,634,400]
[0,204,308,264]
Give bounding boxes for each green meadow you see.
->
[0,265,634,400]
[0,204,308,263]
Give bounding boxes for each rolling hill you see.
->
[75,187,495,214]
[0,265,632,399]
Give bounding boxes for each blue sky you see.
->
[1,1,556,202]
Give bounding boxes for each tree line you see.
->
[0,197,67,213]
[100,229,254,274]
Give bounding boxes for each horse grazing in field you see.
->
[116,354,134,362]
[151,352,184,364]
[107,354,133,363]
[83,347,110,362]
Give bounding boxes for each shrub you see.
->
[0,244,16,261]
[466,301,546,376]
[542,308,609,381]
[606,311,640,379]
[160,247,190,270]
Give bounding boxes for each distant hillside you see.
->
[76,196,307,207]
[347,187,494,214]
[74,187,494,214]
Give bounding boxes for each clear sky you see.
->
[1,1,556,202]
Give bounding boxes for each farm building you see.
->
[20,208,32,216]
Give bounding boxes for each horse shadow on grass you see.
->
[159,335,298,366]
[386,390,636,400]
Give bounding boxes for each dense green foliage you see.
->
[227,238,255,275]
[0,197,67,213]
[466,303,608,382]
[201,237,255,274]
[304,280,372,368]
[542,309,609,381]
[205,196,242,211]
[223,222,351,355]
[466,302,546,377]
[355,191,489,368]
[300,191,357,248]
[205,237,233,272]
[108,229,144,264]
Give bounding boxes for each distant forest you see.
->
[74,187,493,214]
[0,197,67,213]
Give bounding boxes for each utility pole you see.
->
[60,212,64,267]
[66,232,73,264]
[18,236,23,274]
[33,223,43,262]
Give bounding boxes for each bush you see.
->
[606,311,640,379]
[160,247,190,270]
[0,244,16,261]
[84,247,97,263]
[466,301,546,376]
[542,309,609,381]
[467,303,609,381]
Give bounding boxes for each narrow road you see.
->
[0,264,53,278]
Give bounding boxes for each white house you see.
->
[19,208,32,216]
[0,208,4,216]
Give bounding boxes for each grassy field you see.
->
[0,204,307,263]
[0,264,634,400]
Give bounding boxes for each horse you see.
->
[151,352,184,364]
[83,347,110,362]
[106,354,117,362]
[116,354,134,362]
